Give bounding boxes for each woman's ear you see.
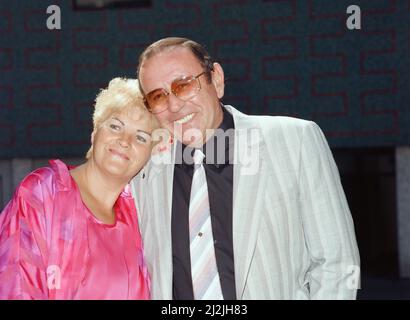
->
[211,62,225,99]
[91,130,96,145]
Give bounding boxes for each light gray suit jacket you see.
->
[130,105,360,300]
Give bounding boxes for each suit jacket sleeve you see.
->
[298,121,360,299]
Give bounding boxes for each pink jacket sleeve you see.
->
[0,174,50,300]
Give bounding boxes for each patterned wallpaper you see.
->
[0,0,409,158]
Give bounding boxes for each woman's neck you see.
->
[70,160,127,223]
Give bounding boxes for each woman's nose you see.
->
[118,133,131,148]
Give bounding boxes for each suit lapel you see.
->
[146,106,267,299]
[227,106,268,299]
[146,143,176,299]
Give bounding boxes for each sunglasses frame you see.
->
[144,71,207,114]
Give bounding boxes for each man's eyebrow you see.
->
[112,117,125,126]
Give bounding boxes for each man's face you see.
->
[139,47,225,146]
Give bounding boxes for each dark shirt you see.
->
[171,107,237,300]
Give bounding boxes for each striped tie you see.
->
[189,149,224,300]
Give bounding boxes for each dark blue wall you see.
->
[1,0,409,157]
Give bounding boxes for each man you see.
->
[131,37,360,299]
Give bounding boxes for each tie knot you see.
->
[193,149,205,165]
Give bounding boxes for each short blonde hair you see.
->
[85,77,157,159]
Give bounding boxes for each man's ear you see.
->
[211,62,225,99]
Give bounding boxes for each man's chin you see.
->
[166,128,201,147]
[181,136,204,148]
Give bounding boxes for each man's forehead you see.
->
[141,47,200,72]
[139,48,203,93]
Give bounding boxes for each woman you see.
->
[0,78,155,299]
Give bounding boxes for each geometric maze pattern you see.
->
[0,0,409,158]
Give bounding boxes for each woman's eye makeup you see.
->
[106,118,151,144]
[109,124,121,130]
[136,132,152,144]
[136,135,147,143]
[107,118,123,131]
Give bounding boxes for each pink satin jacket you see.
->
[0,159,150,300]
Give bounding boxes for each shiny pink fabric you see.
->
[0,159,150,300]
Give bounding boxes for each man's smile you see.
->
[174,113,195,125]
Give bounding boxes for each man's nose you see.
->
[167,92,185,113]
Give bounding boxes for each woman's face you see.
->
[91,108,153,181]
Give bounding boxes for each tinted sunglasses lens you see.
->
[171,77,198,101]
[146,89,168,112]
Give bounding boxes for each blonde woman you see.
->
[0,78,155,299]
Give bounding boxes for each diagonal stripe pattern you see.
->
[189,149,223,300]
